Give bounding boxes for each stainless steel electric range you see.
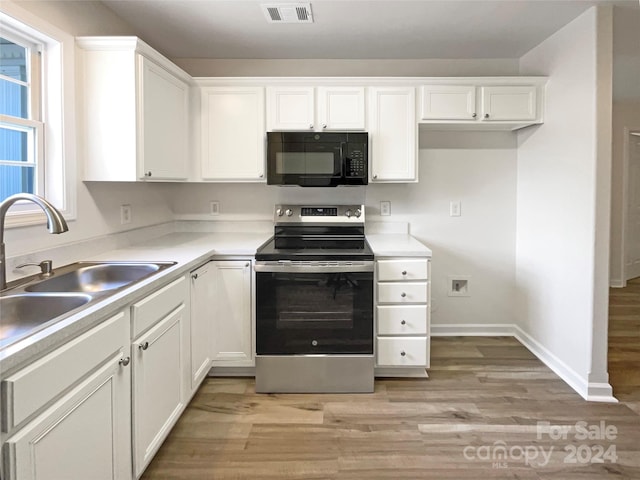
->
[254,205,374,393]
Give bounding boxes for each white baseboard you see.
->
[431,323,516,336]
[431,323,617,403]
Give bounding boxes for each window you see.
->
[0,33,43,201]
[0,6,76,227]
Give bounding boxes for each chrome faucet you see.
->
[0,193,69,290]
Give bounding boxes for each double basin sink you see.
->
[0,261,175,348]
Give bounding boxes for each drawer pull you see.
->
[119,356,130,367]
[400,351,406,357]
[401,270,407,276]
[401,292,407,298]
[139,341,149,351]
[401,320,406,325]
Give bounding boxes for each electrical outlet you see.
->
[450,201,461,217]
[448,275,470,297]
[380,201,391,216]
[120,204,132,224]
[210,201,220,216]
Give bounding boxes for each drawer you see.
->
[377,305,428,335]
[378,282,428,304]
[1,311,129,432]
[377,259,428,281]
[376,337,427,366]
[132,275,187,338]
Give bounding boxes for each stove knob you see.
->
[345,209,352,218]
[285,209,293,217]
[354,208,362,218]
[276,208,284,217]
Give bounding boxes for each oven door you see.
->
[267,137,343,186]
[255,262,374,355]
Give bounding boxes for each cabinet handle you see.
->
[484,113,490,119]
[260,173,264,178]
[139,341,149,351]
[472,113,477,118]
[245,262,250,267]
[373,174,378,180]
[119,356,130,367]
[401,270,407,276]
[191,273,198,280]
[401,320,406,325]
[322,124,327,129]
[401,292,407,298]
[144,171,152,177]
[309,124,314,130]
[400,351,406,357]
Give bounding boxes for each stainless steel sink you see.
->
[26,262,164,293]
[0,293,91,347]
[0,261,176,348]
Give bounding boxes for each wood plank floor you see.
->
[142,285,640,479]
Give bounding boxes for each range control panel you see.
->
[275,205,365,224]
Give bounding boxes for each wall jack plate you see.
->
[448,275,470,297]
[380,201,391,216]
[210,201,220,216]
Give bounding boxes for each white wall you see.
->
[170,130,518,329]
[609,4,640,286]
[3,1,175,259]
[516,6,613,400]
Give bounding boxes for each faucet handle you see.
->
[17,260,53,275]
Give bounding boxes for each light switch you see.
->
[450,201,461,217]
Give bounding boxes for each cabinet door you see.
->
[6,351,131,480]
[132,304,187,477]
[317,86,365,130]
[368,87,417,182]
[189,262,215,392]
[201,87,265,181]
[420,85,476,120]
[211,260,253,366]
[138,55,189,180]
[480,85,536,121]
[266,86,315,131]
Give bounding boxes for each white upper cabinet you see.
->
[368,86,417,182]
[266,86,315,131]
[78,37,191,181]
[421,85,476,120]
[200,86,265,181]
[267,86,365,131]
[317,86,366,130]
[480,86,537,121]
[419,79,545,130]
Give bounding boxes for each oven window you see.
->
[256,271,373,355]
[275,151,336,175]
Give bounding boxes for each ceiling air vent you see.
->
[261,3,314,23]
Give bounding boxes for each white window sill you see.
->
[3,209,75,229]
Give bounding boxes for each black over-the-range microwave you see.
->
[266,132,368,187]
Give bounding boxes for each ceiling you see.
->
[101,0,637,59]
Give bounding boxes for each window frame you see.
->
[0,3,76,228]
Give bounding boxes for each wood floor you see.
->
[142,285,640,479]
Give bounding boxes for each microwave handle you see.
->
[340,142,346,176]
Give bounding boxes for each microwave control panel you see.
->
[346,143,367,178]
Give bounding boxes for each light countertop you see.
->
[1,231,430,374]
[366,234,432,257]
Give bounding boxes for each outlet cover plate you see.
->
[447,275,470,297]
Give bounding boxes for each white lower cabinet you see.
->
[2,312,132,480]
[211,260,254,367]
[189,262,215,392]
[131,276,189,478]
[375,257,431,375]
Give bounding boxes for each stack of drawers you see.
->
[375,258,430,370]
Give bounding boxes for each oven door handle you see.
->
[254,262,374,273]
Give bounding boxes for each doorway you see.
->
[623,130,640,283]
